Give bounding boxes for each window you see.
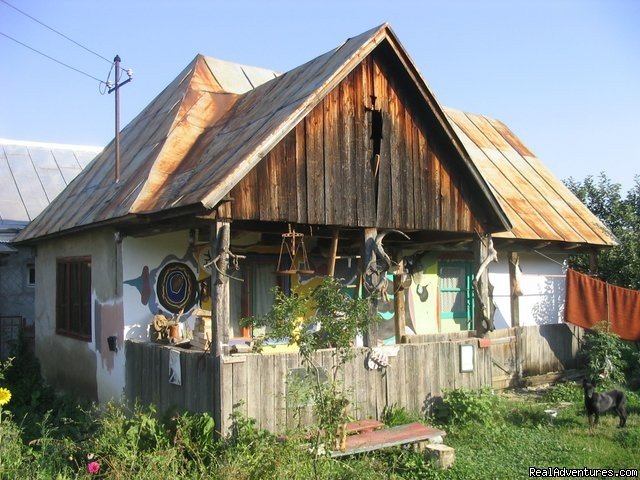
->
[56,257,92,340]
[229,256,289,338]
[26,264,35,287]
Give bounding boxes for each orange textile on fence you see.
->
[565,268,640,341]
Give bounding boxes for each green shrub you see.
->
[544,381,583,403]
[436,387,498,427]
[0,411,33,478]
[580,321,637,385]
[615,428,640,449]
[380,403,422,427]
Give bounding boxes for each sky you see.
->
[0,0,638,193]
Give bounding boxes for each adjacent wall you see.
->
[490,251,567,328]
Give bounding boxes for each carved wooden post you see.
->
[362,227,379,347]
[508,251,521,328]
[393,255,405,344]
[210,215,231,436]
[210,220,231,357]
[473,234,497,337]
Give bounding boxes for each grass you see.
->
[1,350,639,479]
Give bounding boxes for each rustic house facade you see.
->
[16,25,614,427]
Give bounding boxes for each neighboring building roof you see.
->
[445,108,617,247]
[0,139,101,239]
[16,24,509,242]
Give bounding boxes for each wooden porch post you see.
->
[508,252,521,328]
[210,215,231,436]
[210,220,231,356]
[393,255,406,344]
[473,234,497,337]
[362,227,379,347]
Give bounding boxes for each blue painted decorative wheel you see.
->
[156,262,197,313]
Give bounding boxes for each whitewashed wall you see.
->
[35,228,123,402]
[121,230,198,343]
[490,251,567,329]
[35,228,201,404]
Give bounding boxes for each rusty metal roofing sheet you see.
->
[22,24,595,246]
[202,57,279,93]
[444,108,617,247]
[0,139,100,226]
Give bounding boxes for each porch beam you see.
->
[473,234,497,337]
[210,219,231,357]
[508,251,521,328]
[362,227,379,347]
[393,255,406,344]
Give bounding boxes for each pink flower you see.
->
[87,461,100,475]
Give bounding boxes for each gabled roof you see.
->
[445,108,617,247]
[17,24,510,242]
[0,139,100,237]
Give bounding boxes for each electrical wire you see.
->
[0,31,106,84]
[0,0,112,64]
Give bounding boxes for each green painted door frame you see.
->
[438,260,474,331]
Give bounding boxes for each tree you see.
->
[564,173,640,289]
[242,277,374,458]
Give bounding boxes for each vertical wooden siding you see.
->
[230,54,481,232]
[125,324,582,435]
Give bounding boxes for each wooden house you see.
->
[16,25,614,418]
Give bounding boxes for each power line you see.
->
[0,31,106,84]
[0,0,112,64]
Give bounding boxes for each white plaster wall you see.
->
[35,228,200,405]
[489,251,567,328]
[35,228,123,402]
[121,230,198,341]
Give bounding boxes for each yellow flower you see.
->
[0,387,11,406]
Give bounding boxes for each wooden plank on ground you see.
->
[331,422,446,457]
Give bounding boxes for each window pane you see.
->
[56,257,92,340]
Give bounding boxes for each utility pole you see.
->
[108,55,132,182]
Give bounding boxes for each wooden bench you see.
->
[331,422,446,457]
[341,419,385,435]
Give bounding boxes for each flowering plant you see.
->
[0,387,11,406]
[87,461,100,475]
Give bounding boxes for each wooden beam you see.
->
[327,229,340,277]
[508,252,520,328]
[210,220,231,357]
[210,218,231,437]
[393,256,406,344]
[473,235,497,337]
[362,227,379,347]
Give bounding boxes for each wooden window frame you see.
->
[26,263,36,287]
[56,256,92,341]
[239,255,289,338]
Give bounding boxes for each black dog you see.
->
[582,378,627,430]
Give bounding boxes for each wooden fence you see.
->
[125,323,584,434]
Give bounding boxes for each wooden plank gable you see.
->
[230,51,484,234]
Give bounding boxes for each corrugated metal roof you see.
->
[0,139,101,230]
[18,24,509,243]
[444,108,617,247]
[22,24,617,249]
